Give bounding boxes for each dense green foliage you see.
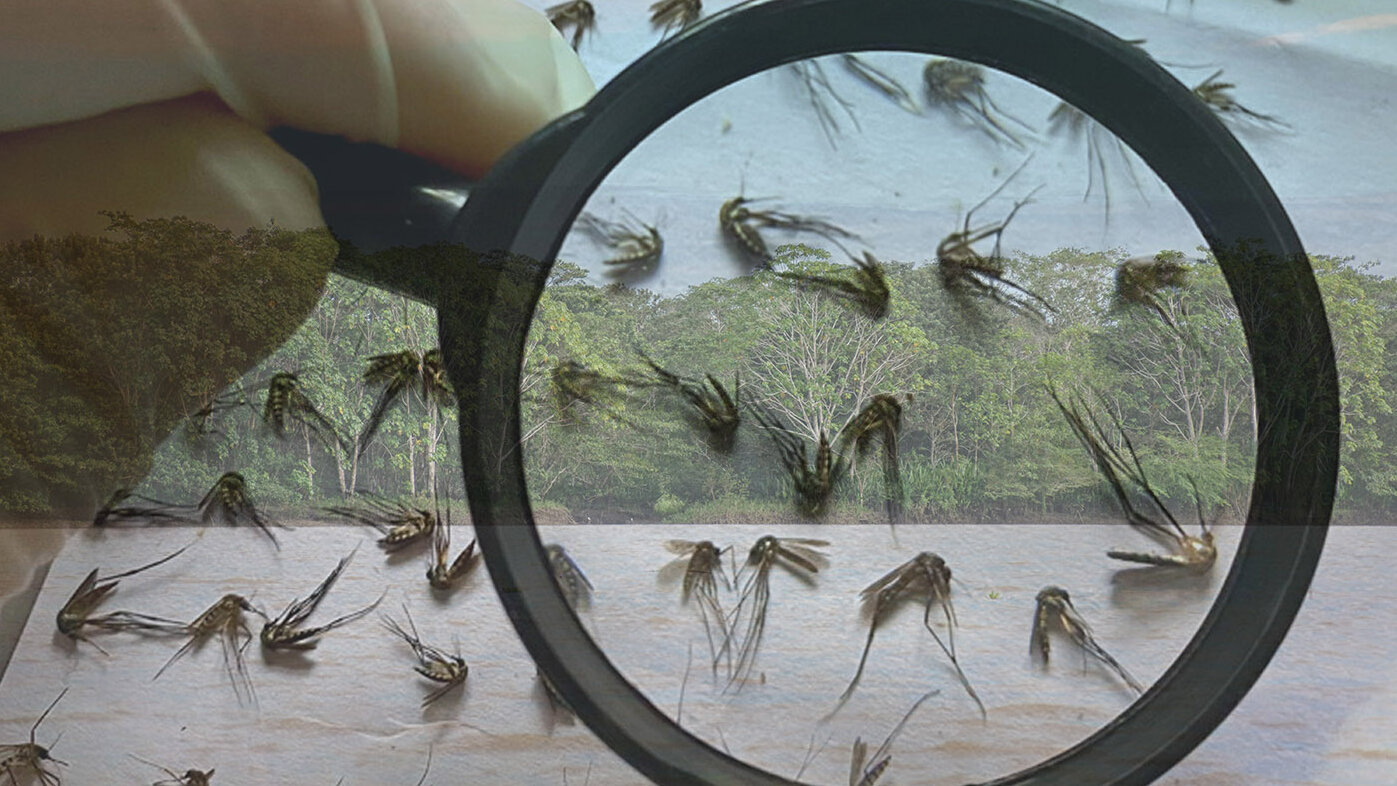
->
[5,216,1394,523]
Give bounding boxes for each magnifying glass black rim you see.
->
[440,0,1339,783]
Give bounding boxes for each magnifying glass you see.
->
[274,0,1338,782]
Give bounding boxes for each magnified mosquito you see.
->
[837,393,908,527]
[427,502,480,591]
[263,371,350,453]
[130,755,214,786]
[547,0,595,50]
[720,196,858,269]
[775,252,890,321]
[92,487,188,528]
[841,54,919,115]
[727,535,829,691]
[1048,386,1216,570]
[550,360,645,426]
[1115,253,1190,334]
[261,548,381,651]
[833,552,985,719]
[1,688,68,786]
[382,606,468,707]
[923,58,1034,148]
[660,540,731,675]
[358,348,454,456]
[750,405,849,519]
[545,544,593,611]
[1046,101,1148,226]
[935,165,1053,321]
[197,471,287,548]
[1191,70,1289,131]
[638,354,740,453]
[849,689,938,786]
[1032,586,1143,694]
[56,543,193,652]
[184,387,250,442]
[789,58,859,146]
[576,211,664,276]
[323,493,438,550]
[154,593,264,706]
[649,0,701,35]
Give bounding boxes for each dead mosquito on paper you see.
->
[849,689,938,786]
[323,493,438,551]
[1048,386,1216,570]
[55,543,193,653]
[1,688,69,786]
[357,348,454,457]
[831,552,985,720]
[749,405,849,520]
[153,593,264,707]
[382,606,468,707]
[129,755,214,786]
[841,54,919,116]
[836,393,909,529]
[935,163,1053,322]
[719,194,858,270]
[649,0,701,36]
[774,252,891,321]
[427,501,480,591]
[1114,254,1191,336]
[91,487,187,528]
[659,540,731,675]
[545,543,593,612]
[1032,586,1144,694]
[262,371,351,454]
[923,58,1035,149]
[788,58,859,147]
[197,472,288,548]
[261,547,381,651]
[547,0,596,50]
[726,535,829,691]
[637,354,740,454]
[576,211,663,276]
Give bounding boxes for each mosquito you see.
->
[1192,70,1289,131]
[833,552,984,719]
[547,0,595,50]
[774,252,891,321]
[789,58,859,147]
[749,405,849,519]
[1,688,68,786]
[726,535,829,691]
[427,501,480,591]
[184,387,251,442]
[383,605,468,707]
[56,543,193,652]
[545,543,593,612]
[638,354,740,453]
[659,540,731,675]
[92,487,188,528]
[1114,254,1190,334]
[197,471,287,548]
[261,548,381,650]
[153,593,264,707]
[1048,386,1216,570]
[130,755,214,786]
[1032,586,1143,694]
[549,360,644,426]
[923,58,1034,148]
[576,211,663,276]
[263,371,350,454]
[323,493,438,551]
[649,0,701,36]
[720,196,859,270]
[935,164,1053,321]
[1046,101,1148,227]
[849,689,938,786]
[358,348,455,457]
[841,54,919,116]
[837,393,909,528]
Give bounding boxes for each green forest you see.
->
[4,216,1395,524]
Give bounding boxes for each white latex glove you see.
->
[0,0,595,603]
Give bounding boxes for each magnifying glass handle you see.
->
[268,127,473,302]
